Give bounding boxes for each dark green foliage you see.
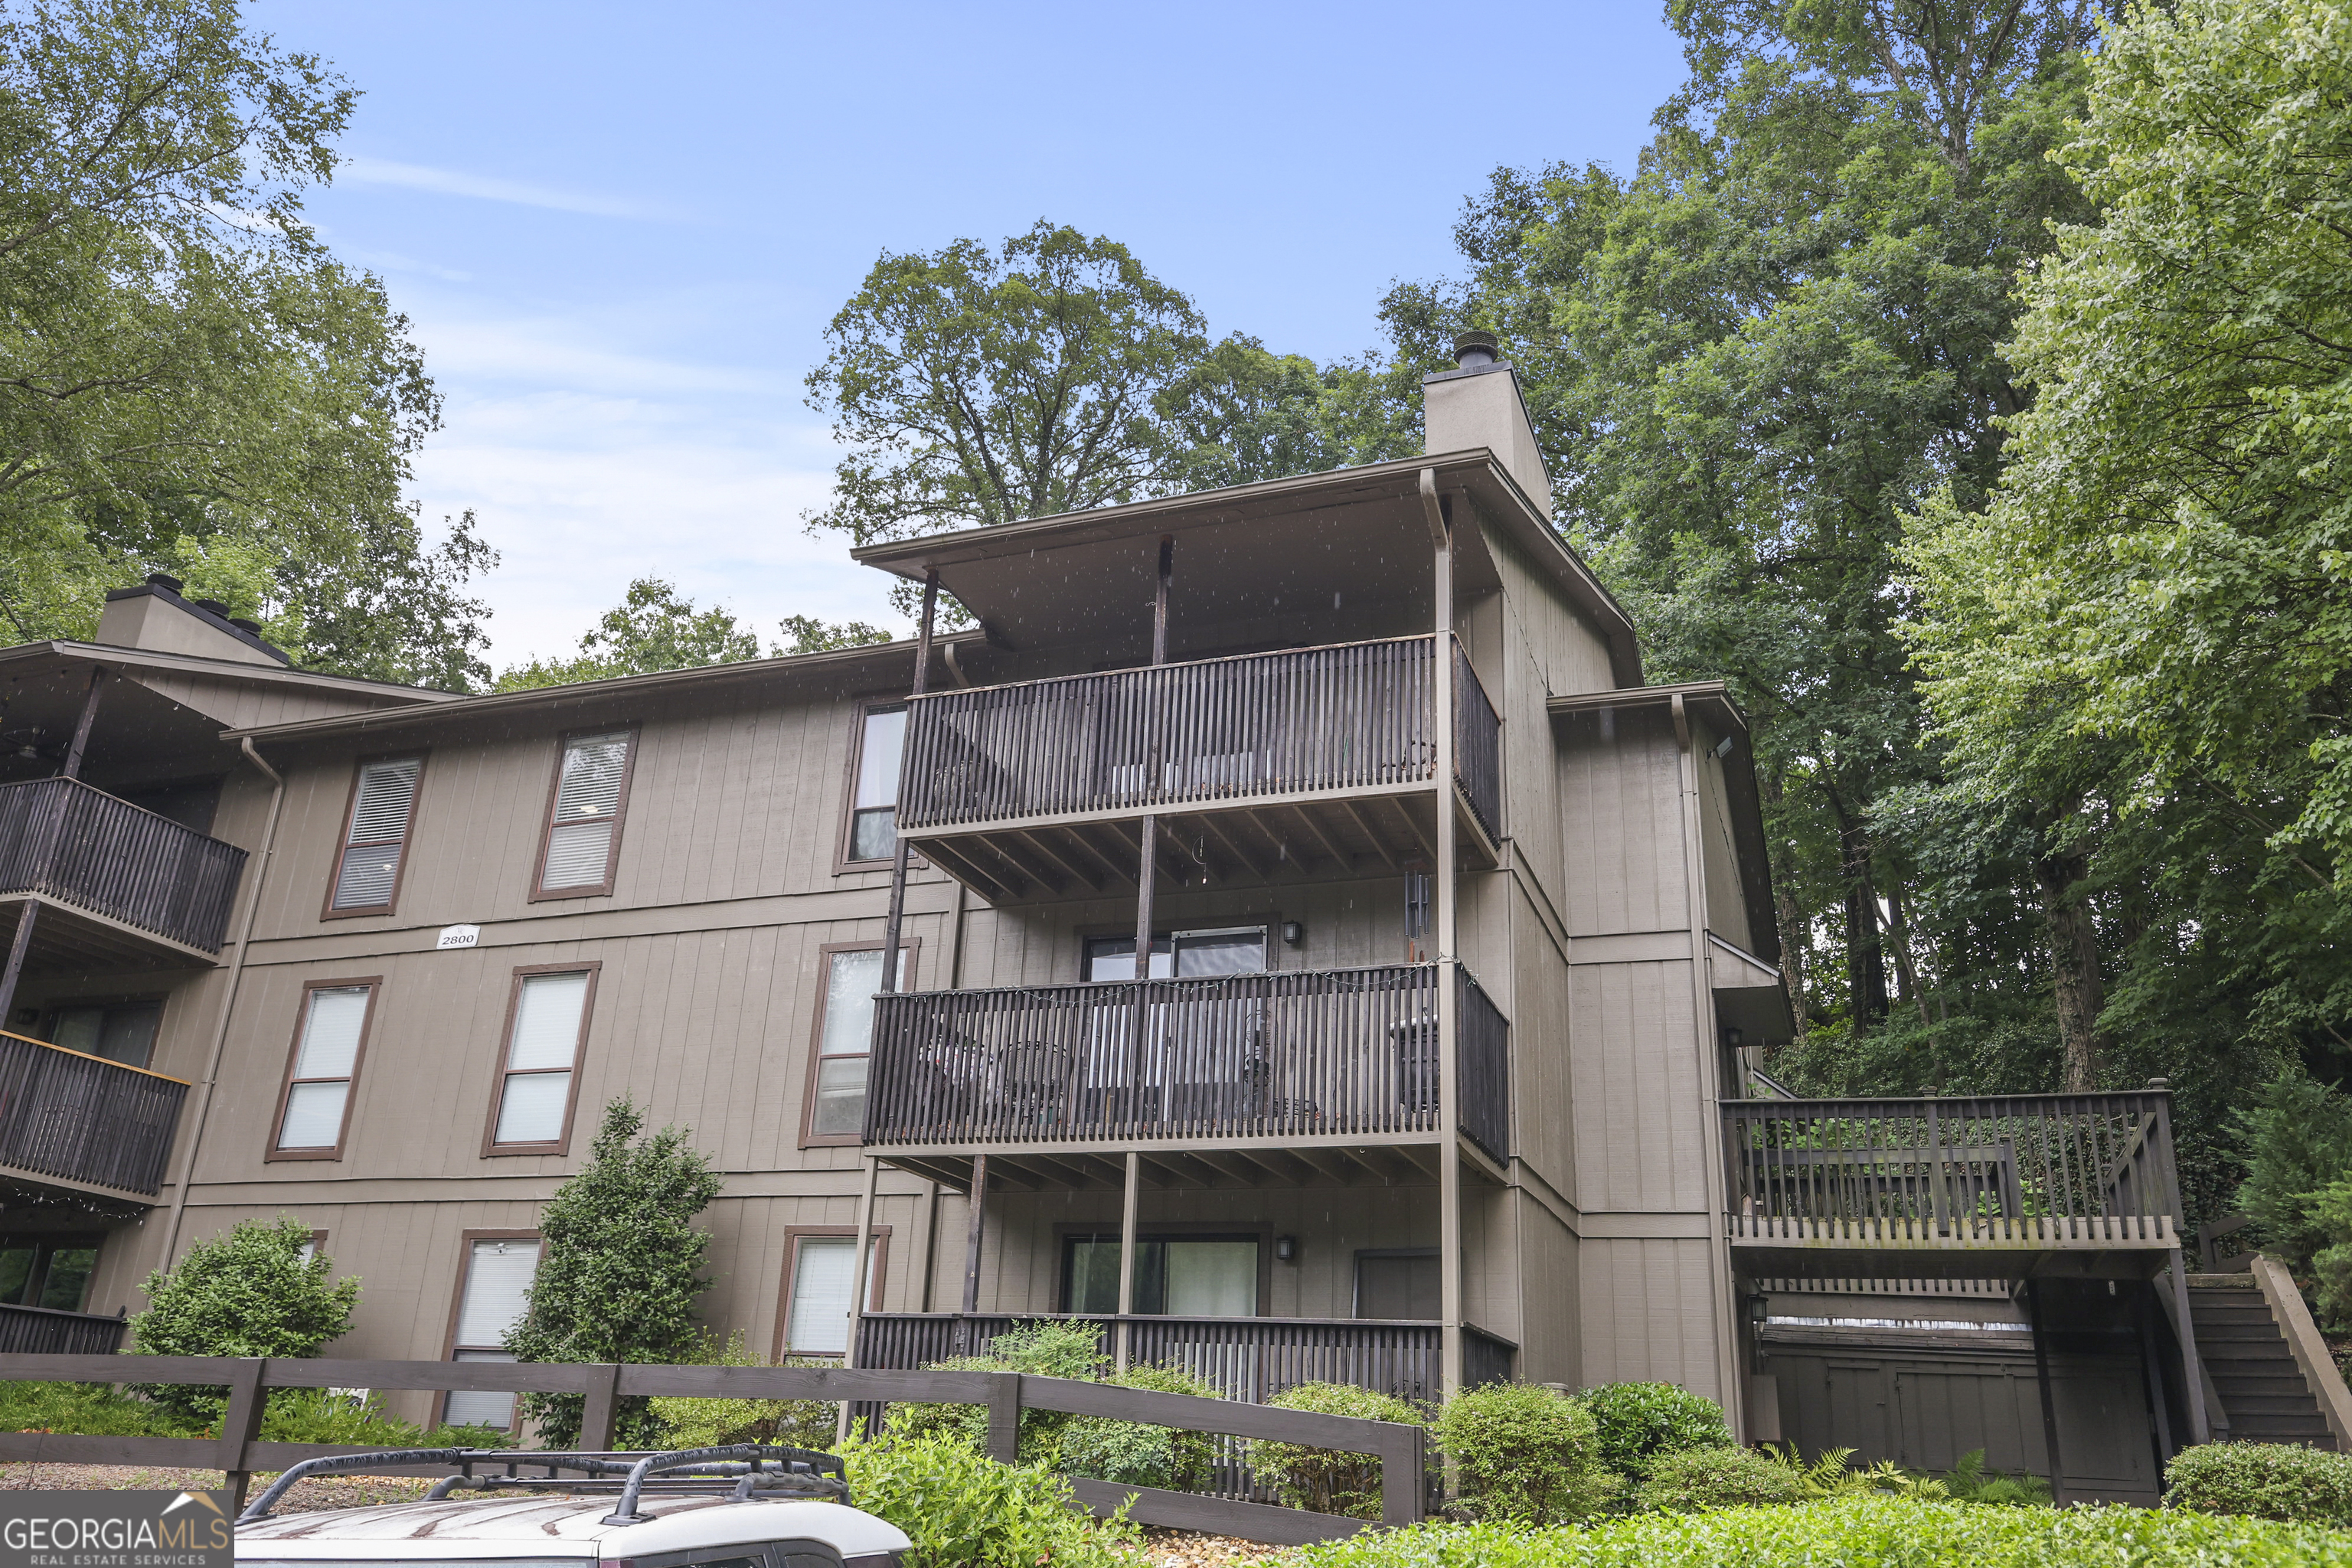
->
[1246,1380,1425,1521]
[126,1216,359,1419]
[2166,1440,2352,1527]
[1634,1445,1804,1512]
[1430,1383,1616,1524]
[505,1099,722,1446]
[835,1432,1145,1568]
[498,578,759,690]
[1579,1382,1734,1478]
[0,1380,505,1447]
[1054,1363,1221,1493]
[888,1318,1106,1461]
[2235,1073,2352,1267]
[1937,1448,2050,1508]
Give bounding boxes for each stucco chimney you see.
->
[1423,331,1553,518]
[91,573,289,665]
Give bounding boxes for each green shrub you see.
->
[1635,1445,1803,1512]
[645,1330,838,1451]
[2233,1072,2352,1269]
[1054,1363,1220,1492]
[1285,1494,2352,1568]
[1431,1383,1615,1524]
[1939,1448,2050,1507]
[257,1388,512,1449]
[2308,1180,2352,1331]
[1246,1380,1424,1520]
[127,1216,360,1419]
[886,1319,1109,1462]
[2167,1439,2352,1526]
[0,1380,204,1437]
[1579,1382,1733,1477]
[835,1432,1142,1568]
[0,1380,505,1449]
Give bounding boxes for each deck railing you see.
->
[0,1029,189,1196]
[857,1312,1517,1405]
[0,777,246,953]
[867,962,1507,1150]
[1456,969,1508,1161]
[0,1302,126,1355]
[1721,1091,2182,1246]
[897,635,1499,835]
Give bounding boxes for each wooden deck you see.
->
[1723,1091,2185,1280]
[0,777,246,959]
[897,635,1500,903]
[0,1028,190,1198]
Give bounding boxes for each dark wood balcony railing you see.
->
[0,778,247,953]
[0,1029,189,1196]
[867,962,1508,1151]
[1452,639,1501,841]
[1457,969,1508,1161]
[898,635,1499,835]
[0,1302,126,1355]
[1721,1091,2182,1248]
[857,1312,1517,1405]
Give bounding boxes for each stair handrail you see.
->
[2249,1253,2352,1452]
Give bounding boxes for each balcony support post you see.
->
[958,1152,990,1357]
[836,1153,882,1443]
[2025,1279,2069,1502]
[1423,470,1464,1402]
[1116,1150,1141,1370]
[59,665,106,782]
[878,571,939,1004]
[1126,537,1174,1135]
[0,668,106,1028]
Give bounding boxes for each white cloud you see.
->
[339,156,664,220]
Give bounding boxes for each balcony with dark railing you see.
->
[1721,1089,2184,1279]
[895,635,1501,902]
[0,1028,190,1199]
[864,963,1509,1184]
[0,777,247,962]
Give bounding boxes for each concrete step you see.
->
[2218,1393,2326,1417]
[2213,1375,2321,1399]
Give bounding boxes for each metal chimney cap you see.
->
[144,572,184,595]
[1452,330,1501,368]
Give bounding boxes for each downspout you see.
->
[158,737,286,1267]
[1672,695,1747,1438]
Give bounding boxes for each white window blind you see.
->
[276,986,371,1150]
[786,1236,877,1355]
[539,733,631,892]
[446,1236,541,1429]
[332,759,420,910]
[1165,1241,1257,1318]
[812,949,899,1137]
[493,972,590,1145]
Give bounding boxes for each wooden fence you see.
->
[0,1353,1426,1544]
[0,777,246,953]
[0,1028,189,1195]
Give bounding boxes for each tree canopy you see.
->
[496,578,893,691]
[0,0,494,687]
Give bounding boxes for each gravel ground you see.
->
[1137,1526,1289,1565]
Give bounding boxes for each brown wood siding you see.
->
[1692,718,1753,951]
[1570,959,1708,1214]
[1577,1236,1723,1399]
[1557,708,1690,938]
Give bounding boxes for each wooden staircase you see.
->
[2189,1277,2337,1449]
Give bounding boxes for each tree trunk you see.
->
[1883,882,1932,1028]
[1759,767,1807,1054]
[2034,840,2105,1093]
[1827,786,1890,1034]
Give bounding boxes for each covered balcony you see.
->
[0,776,247,965]
[1721,1089,2184,1282]
[864,962,1509,1185]
[895,635,1501,903]
[0,1027,190,1200]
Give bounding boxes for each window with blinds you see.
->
[844,704,906,864]
[805,946,903,1143]
[272,984,375,1158]
[783,1234,879,1356]
[446,1235,540,1429]
[487,969,593,1151]
[536,731,634,897]
[328,758,422,912]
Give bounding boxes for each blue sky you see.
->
[272,2,1687,668]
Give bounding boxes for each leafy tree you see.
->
[506,1098,722,1446]
[802,220,1206,596]
[776,613,893,655]
[126,1214,359,1418]
[498,577,760,690]
[0,0,494,686]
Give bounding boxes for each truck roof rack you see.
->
[237,1445,849,1525]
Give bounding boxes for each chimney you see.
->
[90,573,289,666]
[1423,331,1553,518]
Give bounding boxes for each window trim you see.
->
[479,962,601,1158]
[1073,917,1279,982]
[773,1224,891,1360]
[799,939,916,1149]
[834,697,910,874]
[319,752,429,920]
[1053,1222,1272,1316]
[434,1227,542,1432]
[264,976,382,1163]
[528,724,641,903]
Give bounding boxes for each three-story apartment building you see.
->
[0,340,2217,1498]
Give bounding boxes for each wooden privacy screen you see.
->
[0,1353,1427,1545]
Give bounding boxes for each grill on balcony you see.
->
[894,635,1501,902]
[0,777,247,959]
[1722,1091,2184,1280]
[0,1028,190,1197]
[864,963,1508,1179]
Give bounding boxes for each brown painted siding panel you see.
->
[1570,959,1707,1213]
[1578,1236,1722,1399]
[1558,710,1688,938]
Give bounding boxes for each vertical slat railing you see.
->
[0,778,246,952]
[866,965,1442,1147]
[1454,967,1508,1161]
[0,1031,188,1194]
[898,636,1438,830]
[1721,1093,2181,1245]
[0,1302,127,1354]
[1450,639,1501,842]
